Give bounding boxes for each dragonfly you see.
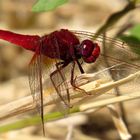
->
[0,29,139,135]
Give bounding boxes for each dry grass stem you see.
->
[107,105,131,140]
[80,91,140,111]
[0,71,139,121]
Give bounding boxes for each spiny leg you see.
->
[70,60,91,95]
[50,36,71,107]
[50,62,71,108]
[55,62,71,106]
[69,45,85,89]
[76,59,84,74]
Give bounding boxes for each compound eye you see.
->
[81,39,100,63]
[81,40,94,57]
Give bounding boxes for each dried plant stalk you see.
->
[80,91,140,111]
[107,105,131,140]
[0,71,140,121]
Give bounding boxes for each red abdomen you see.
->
[42,29,80,60]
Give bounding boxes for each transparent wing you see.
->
[28,53,46,135]
[45,35,71,109]
[73,30,140,95]
[39,58,72,115]
[28,35,72,122]
[73,30,140,70]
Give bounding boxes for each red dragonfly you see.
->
[0,29,139,135]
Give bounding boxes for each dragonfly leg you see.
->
[76,59,84,74]
[70,61,91,95]
[50,62,72,108]
[69,44,84,73]
[56,62,71,107]
[69,44,91,95]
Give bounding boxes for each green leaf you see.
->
[119,35,140,56]
[129,24,140,39]
[32,0,68,12]
[119,24,140,56]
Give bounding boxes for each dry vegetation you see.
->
[0,0,140,140]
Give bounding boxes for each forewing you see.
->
[40,56,72,113]
[29,53,45,135]
[73,30,140,70]
[73,30,140,94]
[45,35,71,109]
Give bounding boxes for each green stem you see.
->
[0,106,79,133]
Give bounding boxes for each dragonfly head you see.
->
[80,39,100,63]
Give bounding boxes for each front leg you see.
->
[70,60,91,95]
[69,46,91,95]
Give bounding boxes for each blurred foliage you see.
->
[135,0,140,3]
[95,0,137,37]
[130,24,140,39]
[32,0,68,12]
[119,24,140,55]
[93,0,140,56]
